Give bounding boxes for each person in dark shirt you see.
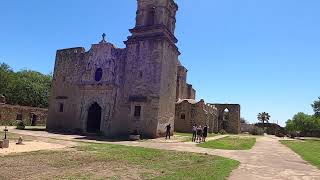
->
[202,125,208,142]
[165,124,171,140]
[192,124,197,142]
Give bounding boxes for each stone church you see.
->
[47,0,240,138]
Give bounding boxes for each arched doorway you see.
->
[31,114,37,126]
[222,108,229,130]
[87,102,102,133]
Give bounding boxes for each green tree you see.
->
[286,112,320,132]
[257,112,271,125]
[0,63,14,96]
[240,117,248,124]
[312,97,320,117]
[0,62,52,108]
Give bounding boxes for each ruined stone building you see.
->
[48,0,179,138]
[175,99,218,133]
[47,0,241,137]
[0,95,47,126]
[173,64,240,134]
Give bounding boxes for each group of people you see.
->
[164,123,208,143]
[192,124,208,143]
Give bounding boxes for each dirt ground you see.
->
[1,127,320,180]
[0,141,66,156]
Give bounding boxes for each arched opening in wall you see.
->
[146,8,155,26]
[87,102,102,133]
[95,68,103,82]
[30,113,38,126]
[222,108,229,130]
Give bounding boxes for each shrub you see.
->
[16,120,25,130]
[219,129,227,135]
[250,126,264,135]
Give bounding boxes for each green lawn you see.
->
[175,132,218,142]
[1,142,240,180]
[175,132,217,137]
[198,136,256,150]
[280,140,320,168]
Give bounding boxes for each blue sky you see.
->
[1,0,319,126]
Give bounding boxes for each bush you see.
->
[219,129,227,135]
[275,132,285,138]
[250,126,264,135]
[16,120,25,130]
[0,120,17,126]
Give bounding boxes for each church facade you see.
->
[47,0,240,138]
[47,0,179,138]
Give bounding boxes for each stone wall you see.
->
[47,0,179,138]
[209,104,241,134]
[175,99,217,133]
[0,104,47,126]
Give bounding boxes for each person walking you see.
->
[192,124,197,142]
[202,125,208,142]
[196,125,202,143]
[165,124,171,140]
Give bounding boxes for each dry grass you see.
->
[0,143,239,180]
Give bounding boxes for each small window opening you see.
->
[134,106,141,117]
[139,71,143,78]
[59,103,64,112]
[180,114,185,120]
[147,8,155,26]
[16,113,23,120]
[95,68,103,82]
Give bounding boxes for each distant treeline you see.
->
[286,97,320,132]
[0,62,52,108]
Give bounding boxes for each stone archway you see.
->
[208,103,241,134]
[221,108,230,130]
[87,102,102,133]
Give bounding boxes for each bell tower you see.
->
[127,0,178,46]
[123,0,180,138]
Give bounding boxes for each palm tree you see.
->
[257,112,271,126]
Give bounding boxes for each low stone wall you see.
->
[0,104,48,126]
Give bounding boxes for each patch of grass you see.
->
[0,143,239,179]
[78,143,240,180]
[198,136,256,150]
[175,132,217,137]
[280,140,320,168]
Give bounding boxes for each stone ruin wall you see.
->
[0,104,47,126]
[210,104,241,134]
[174,99,218,133]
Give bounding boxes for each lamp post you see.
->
[4,126,8,139]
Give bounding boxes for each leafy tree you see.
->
[257,112,271,125]
[285,112,320,132]
[240,117,248,124]
[0,63,14,96]
[312,97,320,117]
[0,63,52,108]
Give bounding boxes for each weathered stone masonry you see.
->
[47,0,241,137]
[47,0,179,138]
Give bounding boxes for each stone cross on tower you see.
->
[100,33,107,44]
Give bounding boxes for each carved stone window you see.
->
[134,106,141,117]
[146,8,155,26]
[16,113,23,120]
[180,114,185,120]
[95,68,103,82]
[59,103,64,113]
